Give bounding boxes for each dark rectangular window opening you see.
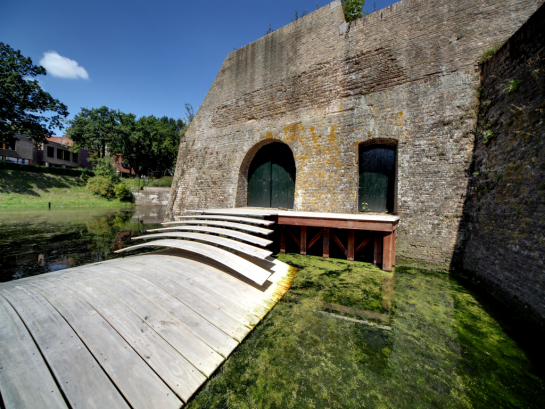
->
[72,152,78,163]
[47,146,55,158]
[57,149,69,160]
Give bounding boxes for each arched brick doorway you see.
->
[247,142,296,209]
[358,142,397,213]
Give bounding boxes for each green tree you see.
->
[0,42,69,144]
[65,106,123,158]
[111,114,182,177]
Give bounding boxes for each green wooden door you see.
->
[248,143,295,209]
[358,145,396,213]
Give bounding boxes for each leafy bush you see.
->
[114,183,132,200]
[87,176,115,198]
[92,157,119,182]
[342,0,366,23]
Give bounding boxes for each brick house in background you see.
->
[0,134,37,165]
[0,134,91,169]
[40,136,92,169]
[113,154,136,177]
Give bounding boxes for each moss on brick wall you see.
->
[459,3,545,318]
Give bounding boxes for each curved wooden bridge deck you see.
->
[0,214,296,409]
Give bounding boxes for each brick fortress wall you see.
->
[460,4,545,318]
[167,0,543,267]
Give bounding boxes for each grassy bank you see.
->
[124,176,173,188]
[0,169,133,208]
[186,254,544,409]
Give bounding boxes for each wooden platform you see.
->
[0,250,296,408]
[186,208,400,271]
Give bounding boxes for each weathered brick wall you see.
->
[461,4,545,318]
[167,0,543,266]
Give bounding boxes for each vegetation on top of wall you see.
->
[342,0,367,23]
[479,43,504,63]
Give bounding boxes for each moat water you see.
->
[0,207,165,282]
[0,208,543,408]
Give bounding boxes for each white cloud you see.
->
[40,51,89,80]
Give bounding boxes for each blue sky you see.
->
[1,0,395,134]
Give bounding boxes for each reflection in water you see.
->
[0,207,166,282]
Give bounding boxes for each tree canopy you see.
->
[67,105,188,176]
[66,106,123,158]
[0,42,69,144]
[111,114,183,177]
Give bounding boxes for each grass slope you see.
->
[0,169,133,208]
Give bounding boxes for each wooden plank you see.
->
[355,237,371,256]
[192,208,400,222]
[286,227,300,247]
[191,209,275,217]
[26,280,182,409]
[121,254,279,308]
[0,295,68,409]
[0,285,130,409]
[280,226,286,253]
[118,257,269,319]
[132,253,290,307]
[331,231,347,256]
[146,225,272,247]
[132,232,272,259]
[374,232,383,266]
[115,239,272,286]
[347,229,355,261]
[97,262,261,328]
[323,228,330,259]
[72,269,225,377]
[382,232,393,272]
[90,259,252,342]
[300,226,307,255]
[175,215,275,226]
[78,264,239,358]
[307,229,323,251]
[276,216,395,232]
[161,220,273,235]
[52,274,207,402]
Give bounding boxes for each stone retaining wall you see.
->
[460,4,545,318]
[168,0,543,267]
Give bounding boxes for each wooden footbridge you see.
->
[0,213,295,409]
[0,208,398,408]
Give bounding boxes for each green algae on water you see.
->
[186,254,545,409]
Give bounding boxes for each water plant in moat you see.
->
[186,254,544,409]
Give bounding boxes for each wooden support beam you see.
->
[280,226,286,253]
[347,230,355,261]
[392,229,397,266]
[331,231,347,256]
[323,228,330,259]
[355,237,371,256]
[300,226,307,255]
[373,232,383,266]
[286,228,300,248]
[382,232,393,272]
[307,230,323,250]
